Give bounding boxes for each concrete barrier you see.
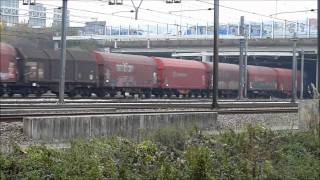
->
[24,112,218,142]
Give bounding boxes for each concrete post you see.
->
[244,34,248,98]
[307,18,310,38]
[147,39,150,49]
[166,24,169,35]
[284,20,287,38]
[226,24,229,36]
[114,40,118,48]
[156,24,159,35]
[128,25,130,35]
[260,21,263,38]
[212,0,219,108]
[248,23,251,39]
[206,22,209,35]
[238,16,245,100]
[196,24,198,35]
[272,20,275,39]
[300,49,304,99]
[291,32,298,103]
[58,0,68,104]
[296,21,299,36]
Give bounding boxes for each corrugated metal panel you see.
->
[0,43,17,82]
[44,49,73,61]
[247,65,277,90]
[274,68,301,92]
[102,53,156,65]
[95,52,157,88]
[154,57,207,89]
[16,47,49,59]
[68,50,96,62]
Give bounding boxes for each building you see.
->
[28,3,46,28]
[83,21,106,35]
[52,8,70,28]
[0,0,19,26]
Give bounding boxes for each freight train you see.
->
[0,42,301,98]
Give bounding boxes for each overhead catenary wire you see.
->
[196,0,316,25]
[9,1,315,28]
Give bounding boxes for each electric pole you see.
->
[244,28,248,98]
[58,0,68,104]
[212,0,219,108]
[238,16,245,100]
[317,0,320,94]
[291,32,298,103]
[300,50,304,99]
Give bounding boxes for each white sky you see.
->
[18,0,317,27]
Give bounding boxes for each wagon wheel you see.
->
[144,91,152,99]
[81,91,91,98]
[8,92,14,97]
[35,92,42,98]
[96,91,106,98]
[68,92,77,99]
[21,91,29,98]
[109,92,116,98]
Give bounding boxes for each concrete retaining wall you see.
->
[24,112,218,142]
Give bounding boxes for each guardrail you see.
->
[53,34,317,41]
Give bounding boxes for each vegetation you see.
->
[1,125,319,179]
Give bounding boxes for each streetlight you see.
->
[108,0,123,5]
[23,0,36,5]
[166,0,181,3]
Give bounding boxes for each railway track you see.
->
[1,100,299,123]
[0,97,294,104]
[0,101,297,109]
[1,107,298,123]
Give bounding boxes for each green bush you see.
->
[1,125,319,179]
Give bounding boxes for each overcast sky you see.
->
[18,0,317,27]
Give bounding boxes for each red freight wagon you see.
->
[247,65,278,96]
[154,57,208,96]
[0,43,17,96]
[0,43,16,83]
[93,52,157,97]
[205,62,239,95]
[274,68,301,97]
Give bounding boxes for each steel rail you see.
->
[0,108,298,123]
[0,101,297,109]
